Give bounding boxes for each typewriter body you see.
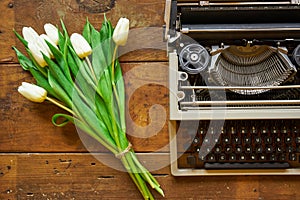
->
[165,0,300,175]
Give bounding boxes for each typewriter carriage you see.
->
[166,0,300,119]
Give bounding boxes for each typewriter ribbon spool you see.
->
[179,43,210,74]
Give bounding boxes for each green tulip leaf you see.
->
[12,47,33,70]
[72,91,116,147]
[114,61,126,131]
[83,18,92,45]
[91,25,101,48]
[44,55,74,100]
[94,94,114,136]
[13,29,28,47]
[52,113,74,127]
[48,70,73,108]
[67,46,82,77]
[98,69,113,104]
[45,40,72,82]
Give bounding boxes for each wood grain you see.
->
[1,153,300,200]
[0,0,15,63]
[0,0,167,63]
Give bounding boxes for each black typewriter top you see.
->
[166,0,300,41]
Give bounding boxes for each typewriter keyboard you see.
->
[177,119,300,169]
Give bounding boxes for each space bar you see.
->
[204,162,290,169]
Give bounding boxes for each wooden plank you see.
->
[0,0,167,63]
[0,0,15,63]
[0,62,169,152]
[1,153,300,199]
[0,154,16,200]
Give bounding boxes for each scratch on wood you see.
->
[26,192,34,197]
[59,159,72,169]
[152,173,169,178]
[97,175,115,179]
[0,56,14,63]
[59,159,72,163]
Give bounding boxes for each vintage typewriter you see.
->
[164,0,300,175]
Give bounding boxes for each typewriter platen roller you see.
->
[165,0,300,175]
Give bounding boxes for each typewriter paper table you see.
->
[1,0,300,199]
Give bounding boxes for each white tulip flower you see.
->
[18,82,47,103]
[28,42,49,67]
[22,26,53,62]
[22,27,39,43]
[44,23,59,45]
[70,33,92,59]
[113,17,129,46]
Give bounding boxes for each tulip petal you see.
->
[70,33,92,59]
[113,17,129,46]
[40,34,58,49]
[28,42,48,67]
[18,82,47,103]
[44,23,59,45]
[22,27,39,43]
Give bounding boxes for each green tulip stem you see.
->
[111,45,118,82]
[46,96,76,116]
[85,56,97,82]
[110,45,124,150]
[109,45,158,199]
[111,45,122,121]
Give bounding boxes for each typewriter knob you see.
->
[292,45,300,67]
[179,44,210,74]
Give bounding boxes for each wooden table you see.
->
[1,0,300,199]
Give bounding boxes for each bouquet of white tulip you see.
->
[13,16,164,199]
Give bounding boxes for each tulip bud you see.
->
[22,27,39,43]
[18,82,47,103]
[113,17,129,46]
[70,33,92,59]
[28,42,49,67]
[44,23,59,45]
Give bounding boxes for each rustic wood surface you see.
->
[1,0,300,199]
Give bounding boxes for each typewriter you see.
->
[164,0,300,175]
